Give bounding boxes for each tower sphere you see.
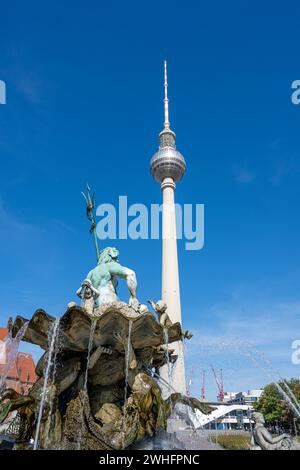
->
[150,132,186,183]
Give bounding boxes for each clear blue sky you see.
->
[0,1,299,399]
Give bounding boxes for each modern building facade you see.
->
[194,389,264,430]
[226,389,263,406]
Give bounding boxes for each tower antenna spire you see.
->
[164,60,170,130]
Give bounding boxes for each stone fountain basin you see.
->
[12,303,183,353]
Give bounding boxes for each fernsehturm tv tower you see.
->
[150,61,186,394]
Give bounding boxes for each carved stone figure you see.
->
[148,300,172,328]
[60,372,214,450]
[76,279,100,315]
[77,247,139,310]
[148,299,193,339]
[250,412,300,450]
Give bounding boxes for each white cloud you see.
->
[233,166,255,184]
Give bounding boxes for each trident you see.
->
[81,183,100,262]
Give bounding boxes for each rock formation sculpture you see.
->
[0,293,213,449]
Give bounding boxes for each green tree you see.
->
[254,378,300,434]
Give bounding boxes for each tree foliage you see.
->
[254,378,300,432]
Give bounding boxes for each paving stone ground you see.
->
[166,418,223,450]
[133,420,223,450]
[174,428,223,450]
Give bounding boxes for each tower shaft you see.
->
[162,178,180,307]
[160,177,186,393]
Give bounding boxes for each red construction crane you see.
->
[201,369,206,400]
[211,365,225,402]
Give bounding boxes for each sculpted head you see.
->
[132,373,152,396]
[156,300,167,313]
[98,247,119,265]
[253,412,265,425]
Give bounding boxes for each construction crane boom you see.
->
[211,365,225,402]
[201,369,206,400]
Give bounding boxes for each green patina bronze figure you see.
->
[77,247,139,310]
[80,185,140,312]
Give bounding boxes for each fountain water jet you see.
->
[261,355,300,414]
[33,317,60,450]
[124,321,133,403]
[163,328,173,393]
[186,335,300,422]
[0,322,29,392]
[281,379,300,413]
[77,319,97,450]
[83,319,97,392]
[121,320,133,449]
[44,323,61,446]
[240,345,300,420]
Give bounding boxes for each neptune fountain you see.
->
[1,185,299,451]
[0,245,213,450]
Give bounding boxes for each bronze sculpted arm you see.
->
[108,262,139,308]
